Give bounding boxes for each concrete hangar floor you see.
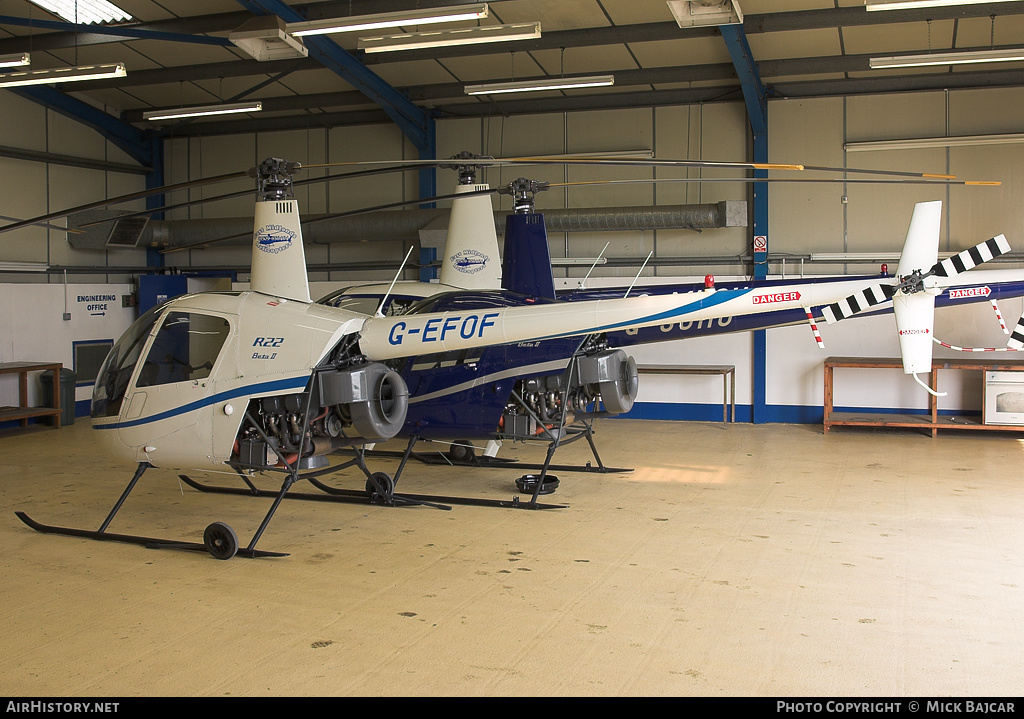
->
[2,417,1022,697]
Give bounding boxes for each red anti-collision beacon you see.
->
[704,274,715,289]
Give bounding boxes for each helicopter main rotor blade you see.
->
[78,163,428,229]
[306,155,962,180]
[0,214,84,234]
[801,165,955,180]
[159,173,1001,255]
[547,177,1000,188]
[0,170,252,237]
[302,156,806,172]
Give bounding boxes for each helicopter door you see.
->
[118,310,232,466]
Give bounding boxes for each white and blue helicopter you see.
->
[315,157,1024,483]
[14,157,1024,560]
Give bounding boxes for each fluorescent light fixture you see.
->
[812,252,955,261]
[846,133,1024,151]
[870,47,1024,68]
[866,0,1021,11]
[466,74,615,95]
[552,257,608,266]
[359,22,541,53]
[28,0,131,24]
[666,1,743,28]
[0,52,30,68]
[0,261,49,272]
[0,62,126,88]
[288,3,489,36]
[142,101,263,121]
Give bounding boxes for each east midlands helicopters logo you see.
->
[450,249,490,274]
[255,224,296,254]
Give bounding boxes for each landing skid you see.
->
[370,449,631,475]
[14,461,293,560]
[183,434,568,510]
[14,510,287,558]
[365,419,633,476]
[178,473,567,510]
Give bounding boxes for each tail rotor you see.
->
[819,201,1014,393]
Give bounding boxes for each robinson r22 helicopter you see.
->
[314,156,1024,484]
[13,158,1023,560]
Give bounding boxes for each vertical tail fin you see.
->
[895,200,942,279]
[250,198,311,303]
[439,184,502,289]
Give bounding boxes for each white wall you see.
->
[0,283,135,410]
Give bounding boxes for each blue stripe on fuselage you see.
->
[529,288,750,342]
[93,375,309,430]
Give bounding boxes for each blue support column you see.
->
[145,139,165,268]
[719,24,770,424]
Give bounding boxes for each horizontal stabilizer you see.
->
[821,285,891,324]
[933,234,1011,279]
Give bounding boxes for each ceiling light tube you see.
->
[869,47,1024,68]
[0,261,49,272]
[359,22,541,53]
[866,0,1021,11]
[29,0,132,24]
[466,74,615,95]
[142,101,263,121]
[0,52,30,68]
[845,133,1024,151]
[0,62,126,88]
[288,3,489,36]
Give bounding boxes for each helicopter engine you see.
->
[500,348,638,438]
[234,362,409,469]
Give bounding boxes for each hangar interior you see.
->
[1,0,1023,697]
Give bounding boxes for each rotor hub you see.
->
[442,151,494,185]
[251,157,302,201]
[502,177,550,214]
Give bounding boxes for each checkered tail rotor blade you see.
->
[932,234,1012,281]
[821,284,894,324]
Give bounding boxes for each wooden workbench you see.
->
[823,356,1024,437]
[0,362,63,429]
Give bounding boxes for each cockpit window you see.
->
[136,312,230,388]
[91,303,164,418]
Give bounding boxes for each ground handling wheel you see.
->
[448,439,475,463]
[366,471,395,496]
[203,521,239,560]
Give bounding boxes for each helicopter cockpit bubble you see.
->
[91,302,166,420]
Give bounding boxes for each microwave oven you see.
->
[983,371,1024,426]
